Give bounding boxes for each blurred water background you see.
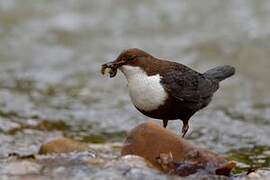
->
[0,0,269,176]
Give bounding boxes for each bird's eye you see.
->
[128,56,136,61]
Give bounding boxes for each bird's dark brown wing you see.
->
[160,69,219,102]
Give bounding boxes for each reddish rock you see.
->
[121,122,235,176]
[39,138,89,155]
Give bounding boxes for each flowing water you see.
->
[0,0,269,178]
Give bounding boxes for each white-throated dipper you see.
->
[101,48,235,137]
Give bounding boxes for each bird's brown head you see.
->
[101,48,151,78]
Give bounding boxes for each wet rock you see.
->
[122,122,235,176]
[246,168,270,180]
[92,155,167,180]
[215,161,236,176]
[38,138,90,155]
[105,155,156,172]
[0,160,42,176]
[234,168,270,180]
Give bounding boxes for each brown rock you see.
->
[39,138,89,155]
[121,122,234,176]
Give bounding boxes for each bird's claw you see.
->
[181,122,189,138]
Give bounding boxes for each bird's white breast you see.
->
[120,65,168,111]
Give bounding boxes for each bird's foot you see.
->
[163,120,168,128]
[181,122,189,138]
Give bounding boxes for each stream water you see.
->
[0,0,269,179]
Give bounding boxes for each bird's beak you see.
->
[101,60,125,78]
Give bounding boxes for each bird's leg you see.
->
[181,120,189,138]
[163,120,168,128]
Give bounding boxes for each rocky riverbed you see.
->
[0,0,270,179]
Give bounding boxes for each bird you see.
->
[101,48,235,137]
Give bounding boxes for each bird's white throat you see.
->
[119,65,168,111]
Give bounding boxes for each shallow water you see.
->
[0,0,270,178]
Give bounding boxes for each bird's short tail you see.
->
[203,65,235,82]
